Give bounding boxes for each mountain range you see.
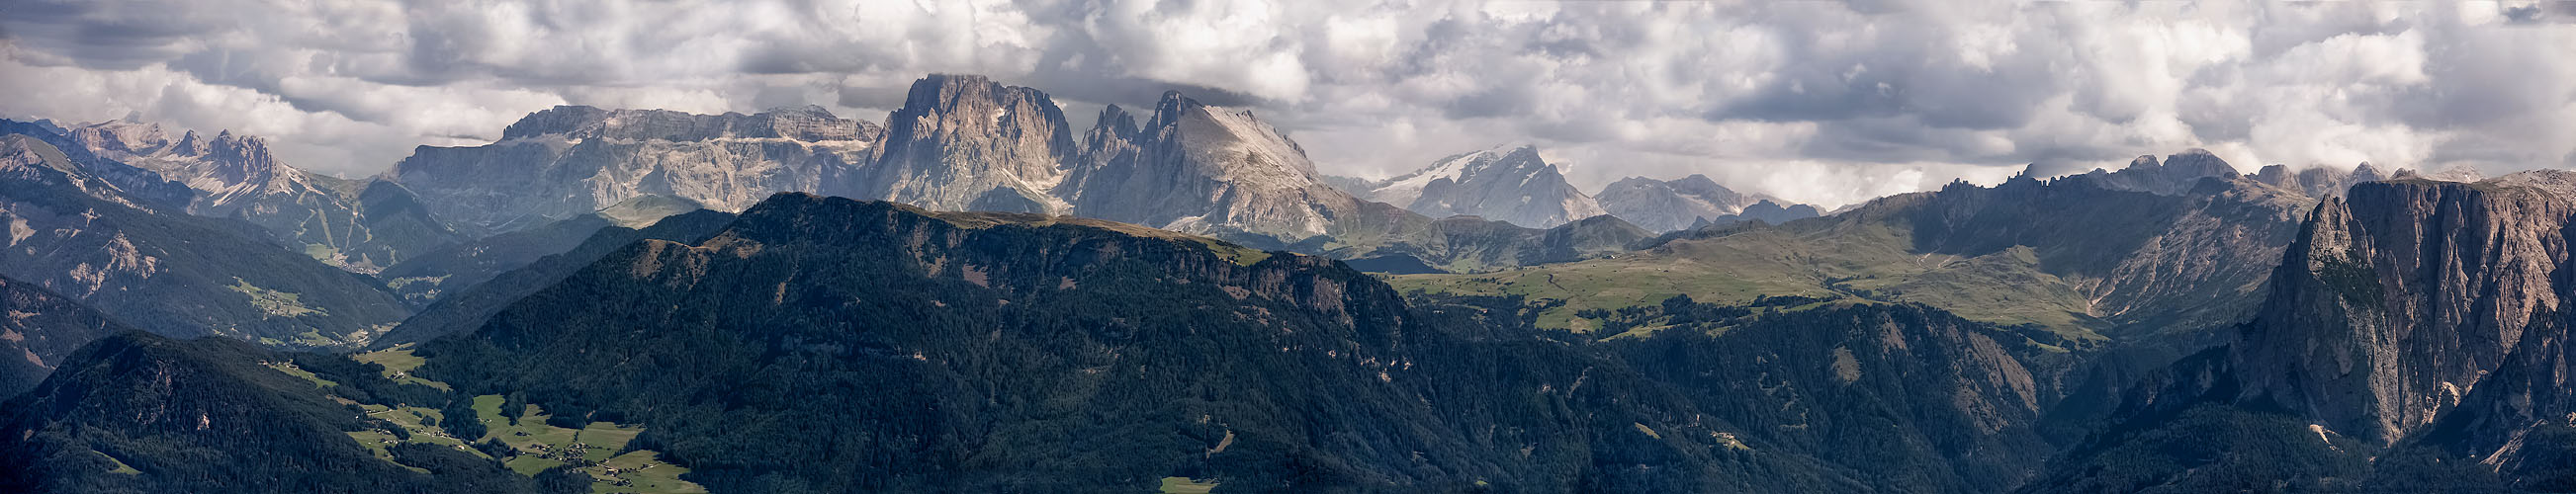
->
[0,133,407,349]
[7,71,2575,493]
[1338,144,1608,228]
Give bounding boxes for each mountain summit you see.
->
[1594,174,1771,232]
[1345,144,1609,228]
[45,121,461,272]
[857,73,1078,213]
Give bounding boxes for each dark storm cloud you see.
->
[0,0,217,69]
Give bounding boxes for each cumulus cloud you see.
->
[2,0,2572,207]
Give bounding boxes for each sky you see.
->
[3,0,2574,208]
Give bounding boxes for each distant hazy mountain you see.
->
[388,75,1632,273]
[2077,148,2244,196]
[375,195,711,305]
[1689,200,1822,229]
[0,134,406,348]
[1594,174,1770,232]
[2246,162,2387,198]
[391,104,882,232]
[48,121,462,273]
[1340,145,1608,228]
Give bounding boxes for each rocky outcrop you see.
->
[1345,145,1609,228]
[1061,92,1361,239]
[2236,172,2576,445]
[853,74,1076,213]
[1595,174,1767,232]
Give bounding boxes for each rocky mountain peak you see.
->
[1348,143,1606,228]
[2255,163,2291,183]
[204,131,274,167]
[2085,148,2243,196]
[1057,89,1353,240]
[2235,174,2576,444]
[1147,90,1320,178]
[858,73,1077,213]
[1086,104,1141,147]
[2165,148,2237,174]
[1150,90,1193,121]
[2351,162,2388,183]
[170,129,205,156]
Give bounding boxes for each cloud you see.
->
[1,0,2572,206]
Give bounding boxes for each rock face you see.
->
[1595,174,1767,232]
[0,275,129,399]
[0,134,406,348]
[390,105,881,231]
[1345,145,1609,228]
[2083,148,2244,196]
[2035,172,2576,491]
[2237,172,2576,445]
[49,121,462,272]
[856,74,1077,213]
[1062,92,1360,239]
